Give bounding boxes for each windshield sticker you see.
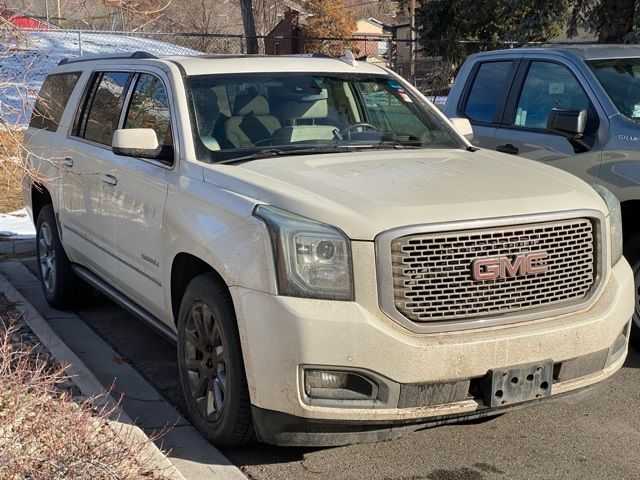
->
[387,80,401,89]
[549,82,564,95]
[398,91,413,103]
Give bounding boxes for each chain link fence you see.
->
[1,27,600,98]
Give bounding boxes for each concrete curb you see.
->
[0,264,247,480]
[0,237,35,256]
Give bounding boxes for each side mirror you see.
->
[449,117,474,141]
[546,109,587,139]
[112,128,162,159]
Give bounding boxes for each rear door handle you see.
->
[496,144,519,155]
[62,157,74,167]
[101,174,118,186]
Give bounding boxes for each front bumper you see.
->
[231,258,634,445]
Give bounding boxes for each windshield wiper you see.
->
[215,146,358,165]
[215,141,421,165]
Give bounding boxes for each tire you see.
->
[35,204,91,309]
[624,235,640,348]
[177,273,255,447]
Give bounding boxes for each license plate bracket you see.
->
[482,360,553,407]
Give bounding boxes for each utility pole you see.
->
[56,0,61,20]
[409,0,416,85]
[240,0,259,54]
[45,0,50,25]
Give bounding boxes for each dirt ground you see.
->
[0,130,26,213]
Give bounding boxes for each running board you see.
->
[72,264,178,343]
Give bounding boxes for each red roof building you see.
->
[0,8,50,30]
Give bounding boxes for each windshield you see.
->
[588,58,640,123]
[187,72,462,163]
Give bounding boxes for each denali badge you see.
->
[471,252,549,281]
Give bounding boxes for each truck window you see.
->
[75,72,132,146]
[29,72,81,132]
[123,74,173,154]
[512,62,590,130]
[588,58,640,123]
[464,61,513,123]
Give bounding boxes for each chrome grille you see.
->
[391,218,596,322]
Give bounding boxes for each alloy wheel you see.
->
[183,302,227,421]
[38,222,56,294]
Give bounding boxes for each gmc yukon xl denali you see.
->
[24,52,634,447]
[444,45,640,337]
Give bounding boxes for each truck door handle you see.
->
[496,144,519,155]
[101,174,118,186]
[62,157,74,167]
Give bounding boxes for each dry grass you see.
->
[0,296,172,480]
[0,130,26,214]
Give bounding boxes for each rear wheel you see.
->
[35,204,91,308]
[177,273,254,447]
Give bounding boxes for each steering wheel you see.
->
[337,122,381,139]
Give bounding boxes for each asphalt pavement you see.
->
[16,258,640,480]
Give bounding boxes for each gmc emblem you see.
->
[471,252,549,281]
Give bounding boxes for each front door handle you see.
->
[101,174,118,186]
[62,157,74,167]
[496,144,519,155]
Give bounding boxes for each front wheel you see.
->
[624,235,640,347]
[177,273,254,447]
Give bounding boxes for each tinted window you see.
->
[464,61,513,123]
[513,62,590,130]
[79,72,131,145]
[124,74,172,147]
[29,73,81,132]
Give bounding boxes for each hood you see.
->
[202,148,606,240]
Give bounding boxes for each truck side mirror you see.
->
[546,109,587,139]
[112,128,169,161]
[449,117,474,141]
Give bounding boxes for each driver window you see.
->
[124,73,173,155]
[512,62,590,130]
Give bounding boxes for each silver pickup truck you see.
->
[444,45,640,338]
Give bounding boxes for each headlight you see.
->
[254,205,354,300]
[593,184,622,265]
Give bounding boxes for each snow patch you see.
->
[0,208,35,239]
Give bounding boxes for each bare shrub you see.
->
[0,308,171,480]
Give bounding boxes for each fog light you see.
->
[304,369,376,400]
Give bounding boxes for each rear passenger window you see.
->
[124,74,172,148]
[29,72,81,132]
[75,72,131,146]
[464,61,514,123]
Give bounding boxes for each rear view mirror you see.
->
[112,128,162,159]
[546,109,586,139]
[449,117,474,141]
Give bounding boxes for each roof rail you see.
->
[58,51,157,66]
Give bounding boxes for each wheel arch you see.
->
[31,183,53,225]
[621,199,640,244]
[170,252,230,326]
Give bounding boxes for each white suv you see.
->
[24,52,634,447]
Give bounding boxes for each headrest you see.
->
[235,94,270,116]
[282,99,329,120]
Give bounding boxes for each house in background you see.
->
[0,7,50,29]
[265,2,391,58]
[264,2,308,56]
